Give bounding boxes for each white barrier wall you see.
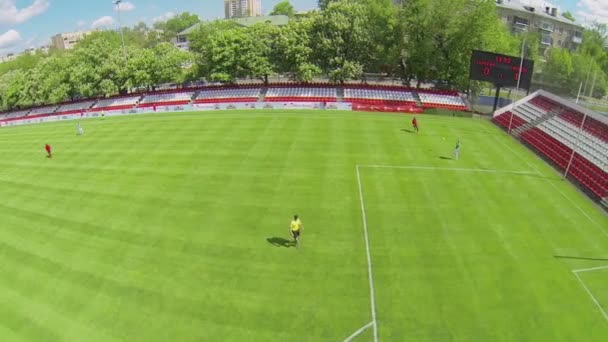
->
[0,102,353,128]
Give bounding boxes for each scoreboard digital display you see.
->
[469,50,534,89]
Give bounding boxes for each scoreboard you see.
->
[469,50,534,89]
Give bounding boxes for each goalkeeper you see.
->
[453,139,461,160]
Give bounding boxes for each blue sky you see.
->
[0,0,605,55]
[0,0,319,54]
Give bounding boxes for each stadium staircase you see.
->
[493,89,608,207]
[511,108,561,137]
[132,95,145,110]
[336,87,344,102]
[412,91,423,108]
[189,91,199,105]
[258,88,268,102]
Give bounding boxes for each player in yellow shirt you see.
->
[290,215,302,248]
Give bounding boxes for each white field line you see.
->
[354,164,538,341]
[573,272,608,322]
[573,265,608,274]
[343,321,374,342]
[493,134,608,238]
[355,166,379,342]
[494,134,608,324]
[358,164,537,175]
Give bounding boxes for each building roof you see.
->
[496,0,582,28]
[178,15,289,36]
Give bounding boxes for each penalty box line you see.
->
[353,164,537,342]
[493,134,608,324]
[572,268,608,322]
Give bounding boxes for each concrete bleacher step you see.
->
[512,107,561,137]
[412,91,423,107]
[336,87,344,103]
[190,91,200,105]
[258,88,268,102]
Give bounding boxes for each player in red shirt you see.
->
[45,144,52,158]
[412,117,419,133]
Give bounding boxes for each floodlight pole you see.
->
[581,61,593,97]
[588,72,598,98]
[114,0,127,63]
[576,82,583,103]
[507,36,526,135]
[563,112,587,179]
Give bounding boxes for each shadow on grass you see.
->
[267,237,295,248]
[438,156,452,160]
[400,128,417,134]
[554,255,608,262]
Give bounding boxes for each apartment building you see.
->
[51,30,94,50]
[495,0,583,53]
[224,0,262,19]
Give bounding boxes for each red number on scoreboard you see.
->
[514,72,519,81]
[483,67,491,76]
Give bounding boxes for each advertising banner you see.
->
[325,103,352,111]
[1,101,356,128]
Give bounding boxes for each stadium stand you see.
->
[27,105,58,116]
[194,87,261,103]
[343,87,416,106]
[417,90,467,110]
[56,101,96,114]
[138,92,195,107]
[265,87,337,102]
[493,90,608,202]
[0,109,30,119]
[91,96,141,111]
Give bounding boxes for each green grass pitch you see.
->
[0,110,606,341]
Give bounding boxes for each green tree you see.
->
[273,18,320,82]
[562,11,575,22]
[271,1,295,17]
[399,0,514,89]
[0,70,28,110]
[0,53,43,77]
[240,23,279,84]
[204,28,247,82]
[188,20,240,78]
[357,0,400,75]
[154,12,200,41]
[317,0,335,10]
[151,43,193,86]
[543,48,574,90]
[310,0,374,83]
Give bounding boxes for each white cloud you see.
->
[114,1,136,12]
[0,29,22,49]
[76,20,86,28]
[0,0,49,25]
[152,11,175,23]
[91,16,115,29]
[576,0,608,24]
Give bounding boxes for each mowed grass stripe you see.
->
[361,166,608,341]
[0,111,374,341]
[0,110,606,341]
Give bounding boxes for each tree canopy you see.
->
[270,1,296,17]
[0,31,193,111]
[1,5,608,112]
